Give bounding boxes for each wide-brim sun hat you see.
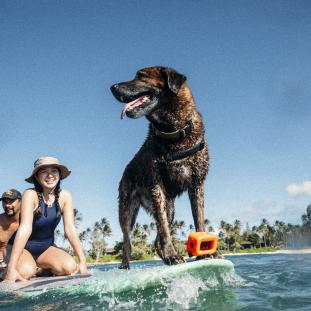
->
[25,156,71,183]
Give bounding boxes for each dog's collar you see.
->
[151,115,194,141]
[159,141,205,162]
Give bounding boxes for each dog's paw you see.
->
[163,255,185,265]
[196,254,219,260]
[119,263,130,269]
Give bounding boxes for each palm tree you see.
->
[188,224,194,233]
[132,223,143,244]
[73,208,83,229]
[55,208,83,244]
[219,220,228,250]
[79,229,90,252]
[150,222,156,232]
[300,205,311,245]
[232,219,242,250]
[171,220,186,241]
[204,219,210,231]
[142,224,151,241]
[302,205,311,228]
[258,218,269,247]
[274,220,286,247]
[89,218,112,262]
[219,221,235,251]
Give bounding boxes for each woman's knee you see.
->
[17,261,37,279]
[54,258,77,276]
[63,258,77,275]
[16,250,38,279]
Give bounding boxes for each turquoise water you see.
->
[0,252,310,310]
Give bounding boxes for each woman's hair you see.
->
[33,175,61,218]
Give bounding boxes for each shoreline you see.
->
[224,248,311,257]
[86,248,311,266]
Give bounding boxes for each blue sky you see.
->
[1,1,311,246]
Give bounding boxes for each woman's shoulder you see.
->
[58,189,72,210]
[23,188,38,197]
[22,188,39,207]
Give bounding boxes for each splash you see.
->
[167,274,207,309]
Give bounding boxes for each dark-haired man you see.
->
[0,189,22,273]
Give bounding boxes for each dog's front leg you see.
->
[154,198,174,260]
[119,184,140,269]
[152,186,185,265]
[188,183,205,231]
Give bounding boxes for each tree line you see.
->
[56,204,311,261]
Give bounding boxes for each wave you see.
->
[1,260,242,311]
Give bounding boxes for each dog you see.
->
[110,66,209,268]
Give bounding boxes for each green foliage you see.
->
[247,233,261,244]
[131,245,148,261]
[221,247,278,254]
[174,240,187,256]
[99,255,118,263]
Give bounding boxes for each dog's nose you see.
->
[110,84,119,93]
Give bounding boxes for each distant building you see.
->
[105,247,116,255]
[240,241,254,249]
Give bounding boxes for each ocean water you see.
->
[0,252,310,311]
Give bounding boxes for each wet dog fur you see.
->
[110,66,209,268]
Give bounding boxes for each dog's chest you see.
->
[168,163,191,181]
[159,162,192,196]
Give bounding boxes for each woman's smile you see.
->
[36,166,61,189]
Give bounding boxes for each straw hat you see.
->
[25,156,71,183]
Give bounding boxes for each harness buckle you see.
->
[166,151,174,162]
[180,129,186,139]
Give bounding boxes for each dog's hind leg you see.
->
[188,183,205,231]
[119,187,140,269]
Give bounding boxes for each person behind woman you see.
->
[5,157,88,282]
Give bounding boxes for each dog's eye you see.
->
[135,72,146,80]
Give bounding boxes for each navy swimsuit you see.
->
[8,201,61,260]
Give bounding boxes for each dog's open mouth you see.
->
[121,95,150,119]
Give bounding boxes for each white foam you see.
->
[167,274,207,309]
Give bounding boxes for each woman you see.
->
[5,156,88,282]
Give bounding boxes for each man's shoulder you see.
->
[0,213,7,228]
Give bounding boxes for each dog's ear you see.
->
[163,68,187,94]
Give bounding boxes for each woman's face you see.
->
[36,166,60,190]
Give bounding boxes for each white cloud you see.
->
[286,181,311,196]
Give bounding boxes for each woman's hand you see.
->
[78,262,89,275]
[4,267,27,283]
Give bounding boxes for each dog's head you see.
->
[110,66,187,119]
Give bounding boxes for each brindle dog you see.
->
[110,66,209,268]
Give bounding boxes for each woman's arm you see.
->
[5,190,36,282]
[61,190,88,274]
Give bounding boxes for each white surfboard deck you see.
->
[0,259,234,293]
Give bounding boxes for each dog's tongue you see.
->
[121,96,149,119]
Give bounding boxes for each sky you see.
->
[1,0,311,246]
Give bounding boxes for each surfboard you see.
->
[100,258,235,293]
[0,259,234,294]
[0,273,92,292]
